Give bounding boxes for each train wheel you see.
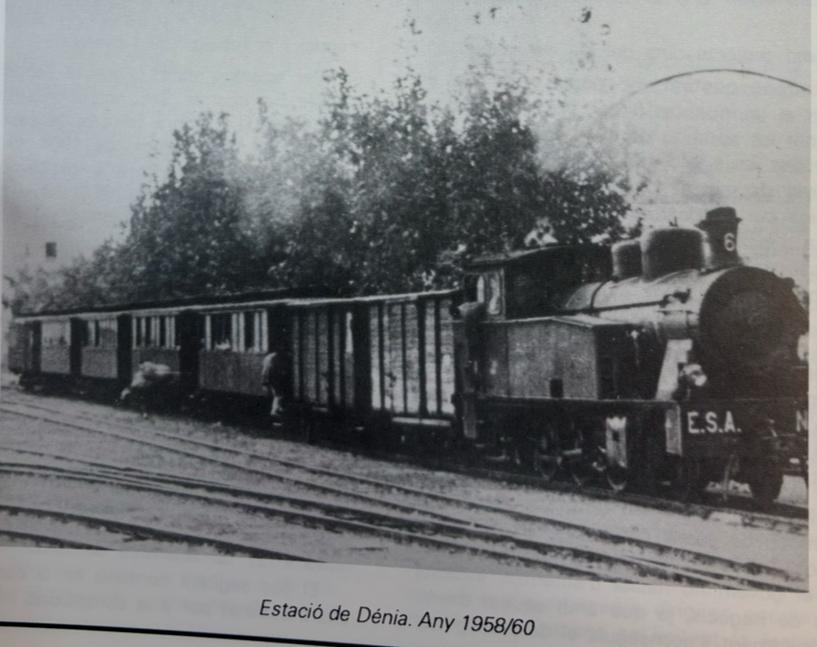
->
[605,464,629,493]
[746,461,784,507]
[568,456,596,487]
[531,429,561,482]
[566,429,601,488]
[301,414,318,445]
[674,460,709,502]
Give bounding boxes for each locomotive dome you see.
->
[640,227,704,280]
[610,239,642,280]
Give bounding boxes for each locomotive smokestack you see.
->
[697,206,741,270]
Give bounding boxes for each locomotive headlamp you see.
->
[687,364,708,388]
[681,363,708,389]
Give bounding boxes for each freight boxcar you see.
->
[289,298,363,419]
[287,290,460,444]
[361,291,459,433]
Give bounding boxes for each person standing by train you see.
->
[261,350,287,418]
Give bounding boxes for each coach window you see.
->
[167,316,177,349]
[43,321,69,347]
[136,315,176,349]
[210,313,232,350]
[260,311,269,353]
[99,319,117,348]
[84,320,100,347]
[244,311,268,352]
[345,311,354,357]
[241,311,253,351]
[477,271,503,316]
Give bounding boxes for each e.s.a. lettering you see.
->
[686,409,741,435]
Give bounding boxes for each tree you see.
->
[11,64,640,311]
[122,112,261,301]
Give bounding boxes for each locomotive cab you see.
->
[463,246,611,320]
[455,245,625,458]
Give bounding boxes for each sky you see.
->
[2,0,811,286]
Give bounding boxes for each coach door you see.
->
[30,321,42,372]
[177,310,202,392]
[117,314,133,385]
[352,302,371,413]
[266,304,289,398]
[69,318,83,376]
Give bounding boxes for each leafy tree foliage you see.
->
[122,112,260,301]
[261,67,636,294]
[8,66,637,312]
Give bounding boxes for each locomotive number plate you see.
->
[677,400,807,459]
[678,402,747,458]
[796,409,808,434]
[685,409,742,435]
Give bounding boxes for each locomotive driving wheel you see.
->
[605,463,629,493]
[674,459,710,502]
[746,460,784,508]
[531,426,562,482]
[566,427,602,487]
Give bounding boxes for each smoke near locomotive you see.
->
[8,206,808,506]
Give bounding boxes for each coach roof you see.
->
[14,286,310,319]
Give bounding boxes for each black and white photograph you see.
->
[1,0,810,620]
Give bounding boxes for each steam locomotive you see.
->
[7,207,808,504]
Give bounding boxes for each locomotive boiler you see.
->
[457,207,807,502]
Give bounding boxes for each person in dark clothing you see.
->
[458,301,487,392]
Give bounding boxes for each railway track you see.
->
[462,464,808,532]
[0,441,801,589]
[0,528,108,550]
[0,504,317,560]
[0,452,801,590]
[0,462,637,584]
[3,394,807,535]
[0,398,807,590]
